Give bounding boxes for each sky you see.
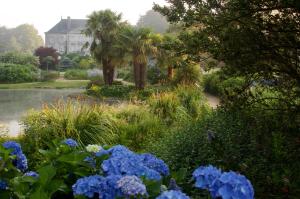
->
[0,0,167,39]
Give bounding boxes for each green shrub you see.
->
[87,84,136,99]
[148,85,209,123]
[0,63,39,83]
[147,66,167,85]
[21,101,119,168]
[64,69,88,80]
[148,106,300,198]
[0,52,39,66]
[203,72,223,95]
[203,71,245,97]
[174,85,209,118]
[173,63,201,85]
[86,78,105,90]
[148,92,182,123]
[117,67,134,82]
[40,70,59,82]
[115,105,167,151]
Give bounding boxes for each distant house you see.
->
[45,17,91,54]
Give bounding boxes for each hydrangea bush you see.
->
[0,139,254,199]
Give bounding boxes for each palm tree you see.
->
[117,26,157,89]
[156,34,182,80]
[84,10,124,85]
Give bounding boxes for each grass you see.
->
[0,80,89,89]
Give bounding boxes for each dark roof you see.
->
[46,18,87,34]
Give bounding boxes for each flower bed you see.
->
[0,139,254,199]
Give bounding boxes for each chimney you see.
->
[67,16,71,31]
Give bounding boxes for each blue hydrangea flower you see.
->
[3,141,22,154]
[102,153,161,180]
[72,175,123,199]
[63,138,78,147]
[102,145,168,181]
[117,176,147,197]
[3,141,28,172]
[211,171,254,199]
[107,145,134,157]
[24,171,39,178]
[100,175,123,199]
[193,165,222,190]
[0,180,7,190]
[72,175,104,198]
[156,190,190,199]
[140,153,170,176]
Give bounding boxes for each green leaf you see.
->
[171,168,188,183]
[30,188,50,199]
[57,152,87,165]
[37,165,56,186]
[144,180,162,197]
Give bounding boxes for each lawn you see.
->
[0,80,89,89]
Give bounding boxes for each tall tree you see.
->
[117,26,157,89]
[0,24,43,53]
[34,47,59,70]
[155,34,183,80]
[136,10,170,33]
[85,10,124,85]
[154,0,300,110]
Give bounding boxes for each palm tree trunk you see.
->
[102,59,109,85]
[108,64,115,85]
[139,63,146,89]
[102,58,115,85]
[133,56,140,89]
[167,66,174,80]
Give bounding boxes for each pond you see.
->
[0,89,83,137]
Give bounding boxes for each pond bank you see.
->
[0,88,84,137]
[0,80,89,89]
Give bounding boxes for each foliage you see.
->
[173,62,201,85]
[148,85,209,123]
[203,71,246,97]
[154,0,300,111]
[155,34,183,81]
[147,65,168,85]
[87,84,135,99]
[59,57,75,69]
[148,92,181,123]
[0,63,39,83]
[21,101,119,168]
[117,67,134,82]
[136,10,170,33]
[148,105,300,198]
[115,105,166,151]
[85,9,125,85]
[64,69,88,80]
[34,47,59,70]
[40,70,60,82]
[0,52,39,66]
[0,138,254,199]
[79,58,96,69]
[117,26,157,89]
[59,53,97,70]
[0,24,43,53]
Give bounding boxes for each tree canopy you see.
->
[85,9,125,85]
[0,24,43,53]
[136,10,170,33]
[154,0,300,111]
[34,47,59,70]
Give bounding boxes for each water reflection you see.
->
[0,89,83,136]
